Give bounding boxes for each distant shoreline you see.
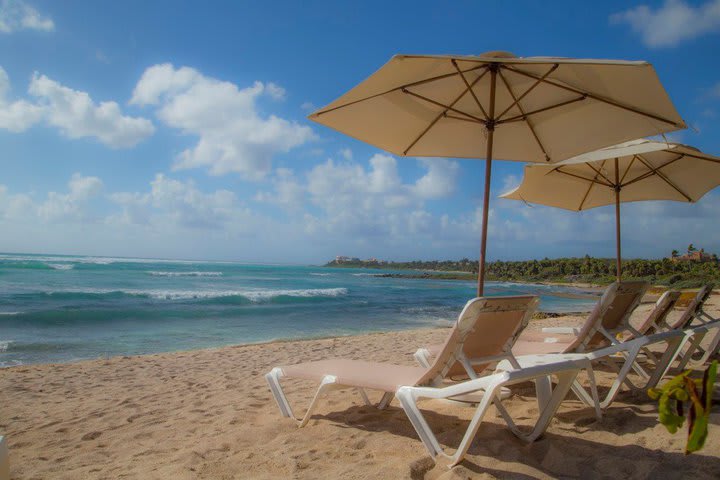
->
[325,256,720,289]
[329,269,605,292]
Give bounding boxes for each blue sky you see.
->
[1,0,719,263]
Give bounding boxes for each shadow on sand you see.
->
[315,396,719,479]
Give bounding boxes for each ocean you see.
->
[0,253,598,367]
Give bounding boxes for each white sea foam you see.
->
[48,263,75,270]
[309,273,331,276]
[47,287,349,301]
[0,312,21,315]
[147,271,223,277]
[0,359,22,368]
[0,340,13,352]
[351,273,379,277]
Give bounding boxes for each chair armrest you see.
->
[541,327,580,335]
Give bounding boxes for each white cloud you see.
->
[28,73,155,148]
[300,101,316,112]
[131,63,315,180]
[0,66,43,131]
[257,153,460,241]
[0,67,154,147]
[339,147,353,161]
[0,0,54,33]
[38,173,103,221]
[500,174,520,195]
[1,169,719,263]
[265,83,286,101]
[412,158,459,199]
[610,0,720,47]
[110,174,241,229]
[0,184,33,219]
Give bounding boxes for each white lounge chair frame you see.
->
[266,296,538,427]
[499,329,687,413]
[657,285,719,369]
[396,359,586,467]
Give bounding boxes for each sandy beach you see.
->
[1,303,719,479]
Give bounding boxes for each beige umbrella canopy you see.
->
[501,139,720,280]
[309,51,686,295]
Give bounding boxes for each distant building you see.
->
[335,256,360,263]
[672,248,715,263]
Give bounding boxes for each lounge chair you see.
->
[266,295,538,427]
[666,285,720,368]
[415,282,648,371]
[662,284,714,331]
[396,359,588,466]
[415,282,693,413]
[622,290,682,340]
[266,296,589,465]
[494,329,687,411]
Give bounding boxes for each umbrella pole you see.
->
[477,64,498,297]
[478,156,493,296]
[614,158,622,282]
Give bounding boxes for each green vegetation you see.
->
[648,361,718,454]
[326,255,720,287]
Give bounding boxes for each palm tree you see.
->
[671,249,679,259]
[688,244,697,254]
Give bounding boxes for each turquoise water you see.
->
[0,253,598,366]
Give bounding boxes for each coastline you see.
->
[2,302,718,479]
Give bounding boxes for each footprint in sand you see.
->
[81,431,102,441]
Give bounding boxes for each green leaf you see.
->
[685,361,718,454]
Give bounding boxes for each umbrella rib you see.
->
[664,150,720,164]
[402,70,488,155]
[497,69,551,162]
[577,168,604,211]
[452,59,489,120]
[311,64,488,117]
[621,154,685,188]
[495,64,558,121]
[496,95,587,124]
[635,154,693,201]
[553,167,614,188]
[586,161,615,186]
[401,89,486,123]
[443,114,484,124]
[618,156,636,185]
[502,65,683,127]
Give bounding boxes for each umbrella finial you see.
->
[479,51,517,59]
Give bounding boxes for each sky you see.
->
[0,0,719,264]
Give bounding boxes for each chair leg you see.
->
[569,361,601,419]
[265,368,339,428]
[396,387,445,458]
[357,388,372,406]
[377,392,394,410]
[676,332,706,371]
[298,375,339,427]
[524,370,579,442]
[414,348,432,368]
[689,328,720,367]
[446,385,502,466]
[266,367,294,419]
[534,376,553,412]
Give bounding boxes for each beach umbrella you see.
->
[308,51,686,295]
[500,139,720,281]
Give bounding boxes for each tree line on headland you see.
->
[326,252,720,288]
